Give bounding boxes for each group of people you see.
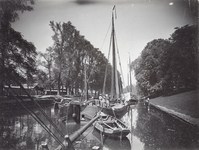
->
[90,94,126,107]
[99,95,110,107]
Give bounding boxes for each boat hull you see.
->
[101,104,129,119]
[92,129,131,150]
[57,101,81,123]
[93,115,130,138]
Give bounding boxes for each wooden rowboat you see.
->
[93,113,130,138]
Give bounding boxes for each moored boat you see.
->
[101,104,129,119]
[100,6,130,118]
[56,98,82,123]
[127,98,138,106]
[92,128,131,150]
[93,112,130,138]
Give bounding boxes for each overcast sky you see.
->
[12,0,196,86]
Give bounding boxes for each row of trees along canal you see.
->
[0,0,197,98]
[0,0,115,97]
[37,21,114,96]
[130,25,198,99]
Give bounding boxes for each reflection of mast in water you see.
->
[127,107,139,149]
[131,108,133,146]
[122,107,138,149]
[128,54,133,98]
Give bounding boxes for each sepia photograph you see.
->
[0,0,198,149]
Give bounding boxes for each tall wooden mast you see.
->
[129,55,132,95]
[111,6,119,101]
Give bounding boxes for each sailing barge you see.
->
[100,5,130,118]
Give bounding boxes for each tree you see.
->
[88,49,112,94]
[166,25,198,91]
[37,47,54,92]
[0,0,36,96]
[47,20,124,97]
[50,21,71,94]
[131,25,198,97]
[34,69,48,89]
[50,21,92,94]
[132,39,170,97]
[49,21,114,96]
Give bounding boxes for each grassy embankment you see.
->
[149,90,199,125]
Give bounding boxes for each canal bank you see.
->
[148,90,199,127]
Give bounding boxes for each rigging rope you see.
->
[114,32,126,97]
[102,30,112,95]
[11,75,65,138]
[4,83,65,148]
[87,21,112,83]
[100,21,112,51]
[103,6,126,99]
[1,138,17,150]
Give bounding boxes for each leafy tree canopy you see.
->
[0,0,36,95]
[131,25,197,98]
[37,21,113,95]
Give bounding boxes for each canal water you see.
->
[0,102,198,150]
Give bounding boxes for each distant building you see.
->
[44,89,67,95]
[4,83,44,96]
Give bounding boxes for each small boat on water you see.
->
[93,112,130,138]
[127,98,138,106]
[92,128,131,150]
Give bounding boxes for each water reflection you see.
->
[0,102,198,150]
[132,102,199,150]
[0,106,81,150]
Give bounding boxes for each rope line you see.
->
[4,84,65,148]
[114,32,126,97]
[11,75,65,138]
[102,31,112,95]
[1,138,17,150]
[86,21,112,85]
[100,21,112,51]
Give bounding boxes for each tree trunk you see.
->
[0,48,5,96]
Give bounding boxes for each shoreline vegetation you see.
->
[149,90,199,127]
